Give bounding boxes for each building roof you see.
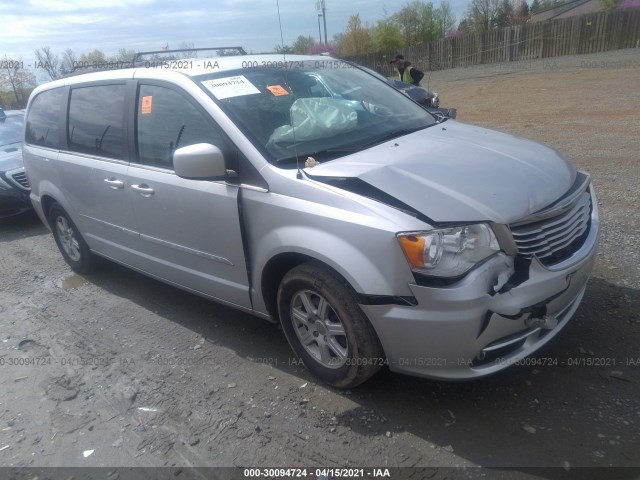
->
[531,0,600,22]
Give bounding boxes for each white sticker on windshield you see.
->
[201,76,260,99]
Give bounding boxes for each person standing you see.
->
[390,54,424,86]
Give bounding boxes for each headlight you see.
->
[397,224,500,277]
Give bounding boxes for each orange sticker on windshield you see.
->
[141,96,153,114]
[267,85,289,96]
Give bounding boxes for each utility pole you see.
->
[316,0,327,44]
[317,14,323,44]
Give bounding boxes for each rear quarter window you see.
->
[25,88,64,149]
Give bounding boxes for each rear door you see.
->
[58,82,140,262]
[127,81,251,309]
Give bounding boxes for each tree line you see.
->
[277,0,626,56]
[0,0,627,108]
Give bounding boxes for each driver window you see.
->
[136,84,225,169]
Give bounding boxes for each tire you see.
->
[48,203,96,274]
[277,262,385,388]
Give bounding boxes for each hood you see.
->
[306,121,576,224]
[0,142,23,171]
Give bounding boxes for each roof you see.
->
[530,0,599,22]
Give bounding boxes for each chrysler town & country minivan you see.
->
[23,54,599,387]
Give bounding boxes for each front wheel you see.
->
[49,203,97,274]
[278,262,385,388]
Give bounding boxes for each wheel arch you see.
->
[37,181,78,228]
[40,194,58,225]
[260,252,365,321]
[254,226,414,319]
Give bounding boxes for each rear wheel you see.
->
[49,203,96,274]
[278,262,385,388]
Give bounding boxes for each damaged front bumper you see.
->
[360,189,599,380]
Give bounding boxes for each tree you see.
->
[495,0,515,27]
[332,33,345,53]
[115,48,137,65]
[291,35,316,54]
[597,0,623,9]
[59,49,77,76]
[515,0,531,21]
[436,1,457,37]
[34,46,60,80]
[457,18,472,32]
[79,49,107,65]
[372,19,404,52]
[0,57,37,108]
[274,44,293,54]
[392,0,441,45]
[339,14,373,55]
[462,0,501,32]
[530,0,542,12]
[176,42,195,58]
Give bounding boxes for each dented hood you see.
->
[306,121,576,224]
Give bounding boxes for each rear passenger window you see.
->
[68,84,126,159]
[25,88,64,149]
[136,85,224,169]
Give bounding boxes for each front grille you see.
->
[9,170,30,190]
[511,189,591,266]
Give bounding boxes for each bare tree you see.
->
[463,0,501,32]
[60,49,77,76]
[34,46,60,80]
[437,1,457,36]
[1,56,37,108]
[177,41,195,58]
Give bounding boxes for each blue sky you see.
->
[1,0,468,70]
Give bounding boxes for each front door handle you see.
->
[104,177,124,189]
[131,184,155,197]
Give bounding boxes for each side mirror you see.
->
[174,143,227,179]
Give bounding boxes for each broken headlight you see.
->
[397,224,500,278]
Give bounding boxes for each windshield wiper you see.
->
[427,109,448,123]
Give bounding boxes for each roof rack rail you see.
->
[67,46,247,75]
[132,46,246,65]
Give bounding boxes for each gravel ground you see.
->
[0,48,639,480]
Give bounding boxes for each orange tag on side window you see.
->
[267,85,289,96]
[141,96,153,114]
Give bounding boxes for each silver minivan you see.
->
[23,54,599,387]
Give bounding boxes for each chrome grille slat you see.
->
[515,211,590,251]
[534,224,589,258]
[511,189,592,266]
[512,205,590,242]
[518,226,587,258]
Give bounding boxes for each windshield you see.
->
[0,115,24,148]
[195,60,435,166]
